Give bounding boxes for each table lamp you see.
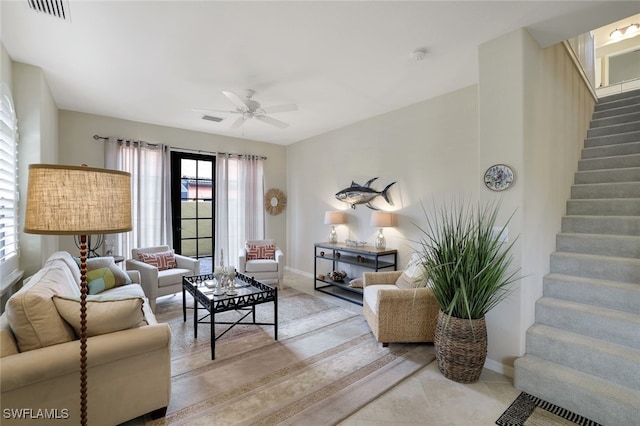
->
[370,211,394,249]
[24,164,132,426]
[324,211,345,244]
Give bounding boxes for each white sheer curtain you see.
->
[215,154,264,268]
[104,138,172,259]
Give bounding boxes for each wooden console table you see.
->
[313,242,397,305]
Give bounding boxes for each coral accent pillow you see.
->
[137,250,177,271]
[246,243,276,260]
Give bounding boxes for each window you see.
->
[0,83,19,272]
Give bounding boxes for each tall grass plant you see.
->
[414,199,521,320]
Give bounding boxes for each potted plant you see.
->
[414,199,521,383]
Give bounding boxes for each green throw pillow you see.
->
[85,257,132,295]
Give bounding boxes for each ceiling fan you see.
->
[196,89,298,129]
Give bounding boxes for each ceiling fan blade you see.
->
[222,91,249,110]
[261,103,298,114]
[255,115,289,128]
[230,115,245,128]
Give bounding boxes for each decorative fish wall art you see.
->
[335,177,396,210]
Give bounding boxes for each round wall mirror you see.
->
[265,188,287,215]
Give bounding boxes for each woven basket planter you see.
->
[434,310,487,384]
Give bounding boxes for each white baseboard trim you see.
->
[484,358,514,379]
[286,266,313,278]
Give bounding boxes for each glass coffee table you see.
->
[182,272,278,360]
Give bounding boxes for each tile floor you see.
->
[284,271,521,426]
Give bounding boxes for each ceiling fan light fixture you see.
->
[411,48,428,61]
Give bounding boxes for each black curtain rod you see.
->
[92,134,267,160]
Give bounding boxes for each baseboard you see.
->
[286,266,313,278]
[484,357,514,379]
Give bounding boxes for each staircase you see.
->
[514,88,640,426]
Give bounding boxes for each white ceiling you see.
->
[2,1,640,145]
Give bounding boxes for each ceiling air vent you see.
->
[202,115,224,123]
[27,0,70,20]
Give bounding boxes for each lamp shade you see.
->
[370,211,394,228]
[24,164,132,235]
[324,211,345,225]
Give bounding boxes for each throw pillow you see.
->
[246,243,276,260]
[395,253,428,289]
[86,257,132,295]
[137,250,177,271]
[53,295,145,338]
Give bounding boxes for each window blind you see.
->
[0,84,18,264]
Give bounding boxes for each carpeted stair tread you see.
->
[584,131,640,149]
[587,121,640,139]
[566,198,640,216]
[525,323,640,390]
[574,167,640,184]
[593,103,640,120]
[571,181,640,199]
[556,232,640,258]
[543,273,639,314]
[582,141,640,159]
[595,92,640,110]
[514,354,640,426]
[535,297,640,349]
[591,110,640,128]
[550,251,640,283]
[578,152,640,171]
[561,215,640,236]
[598,88,640,103]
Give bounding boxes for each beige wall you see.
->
[286,85,479,280]
[478,29,594,375]
[57,110,288,257]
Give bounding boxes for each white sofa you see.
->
[0,252,171,426]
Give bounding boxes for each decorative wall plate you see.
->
[484,164,515,191]
[265,188,287,215]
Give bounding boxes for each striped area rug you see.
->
[147,288,434,425]
[496,392,602,426]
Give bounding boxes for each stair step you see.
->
[584,130,640,148]
[556,233,640,259]
[587,121,640,138]
[598,88,640,103]
[525,324,640,390]
[574,167,640,184]
[595,93,640,111]
[562,215,640,236]
[535,297,640,349]
[591,110,640,128]
[550,251,640,283]
[593,103,640,120]
[571,182,640,199]
[566,198,640,216]
[578,153,640,171]
[582,141,640,159]
[544,273,640,314]
[514,354,640,426]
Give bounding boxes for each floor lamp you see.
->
[24,164,132,426]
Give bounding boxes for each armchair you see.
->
[126,245,200,312]
[362,266,439,347]
[238,239,284,289]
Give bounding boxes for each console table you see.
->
[314,242,397,305]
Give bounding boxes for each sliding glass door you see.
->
[170,152,215,274]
